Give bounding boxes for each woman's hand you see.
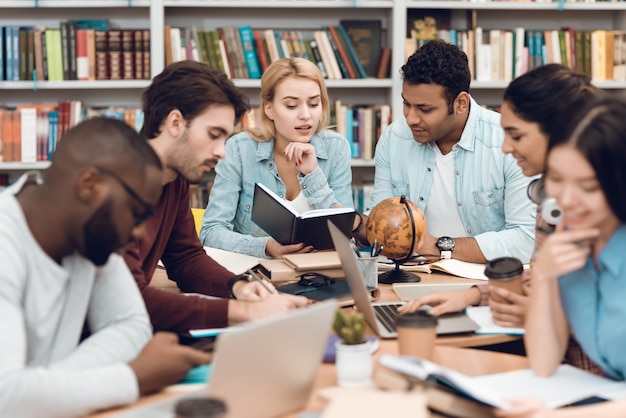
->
[397,287,482,316]
[284,142,318,175]
[265,237,314,259]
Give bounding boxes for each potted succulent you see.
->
[332,308,375,387]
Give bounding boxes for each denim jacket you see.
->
[200,130,353,258]
[370,97,536,263]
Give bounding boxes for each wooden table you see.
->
[91,342,528,418]
[150,267,521,348]
[89,268,527,417]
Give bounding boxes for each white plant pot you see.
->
[335,339,375,388]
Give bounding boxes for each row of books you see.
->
[406,26,626,83]
[352,183,374,214]
[0,103,144,163]
[335,101,391,161]
[0,20,151,82]
[165,20,388,80]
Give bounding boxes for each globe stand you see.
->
[375,195,422,285]
[378,262,421,284]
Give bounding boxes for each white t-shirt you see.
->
[424,144,467,238]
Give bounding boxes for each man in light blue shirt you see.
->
[355,40,535,264]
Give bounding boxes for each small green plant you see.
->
[333,308,366,345]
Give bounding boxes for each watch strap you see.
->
[226,273,251,299]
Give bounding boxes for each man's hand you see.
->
[232,278,276,301]
[488,286,528,327]
[265,237,314,259]
[228,293,310,325]
[129,332,212,396]
[397,287,482,316]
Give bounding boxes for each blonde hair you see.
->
[248,57,330,142]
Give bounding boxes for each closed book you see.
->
[251,183,356,251]
[326,26,357,79]
[336,25,368,78]
[76,29,89,80]
[252,28,269,72]
[340,20,382,77]
[323,26,350,79]
[282,251,341,271]
[375,47,391,79]
[257,258,344,283]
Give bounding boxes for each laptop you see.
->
[116,300,337,418]
[327,221,479,339]
[393,282,474,301]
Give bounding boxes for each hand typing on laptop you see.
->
[398,287,482,317]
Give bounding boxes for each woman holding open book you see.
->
[495,94,626,417]
[200,57,354,259]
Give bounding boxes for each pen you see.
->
[248,268,275,295]
[371,239,378,258]
[374,245,384,257]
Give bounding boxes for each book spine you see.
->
[327,25,357,79]
[239,25,261,79]
[47,110,58,160]
[121,29,134,80]
[107,29,122,80]
[337,25,368,78]
[94,30,108,80]
[142,29,150,79]
[323,26,350,79]
[20,107,37,163]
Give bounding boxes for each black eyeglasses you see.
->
[95,167,155,224]
[291,273,336,296]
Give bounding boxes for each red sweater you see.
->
[123,176,234,333]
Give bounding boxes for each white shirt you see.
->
[425,144,467,238]
[0,177,152,418]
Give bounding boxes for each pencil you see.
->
[248,269,275,295]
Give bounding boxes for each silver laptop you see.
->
[116,300,337,418]
[393,282,474,301]
[328,221,479,339]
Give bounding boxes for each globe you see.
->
[365,195,427,283]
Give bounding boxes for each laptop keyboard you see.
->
[373,303,403,333]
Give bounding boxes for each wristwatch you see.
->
[226,273,251,299]
[436,236,455,259]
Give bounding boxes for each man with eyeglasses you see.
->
[122,60,308,335]
[0,118,212,417]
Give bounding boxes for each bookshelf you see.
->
[3,0,626,187]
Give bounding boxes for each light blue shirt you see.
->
[559,225,626,380]
[370,97,536,263]
[200,130,354,258]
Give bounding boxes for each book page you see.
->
[465,306,524,335]
[472,364,626,408]
[203,246,260,275]
[256,182,299,216]
[300,206,355,219]
[429,259,488,280]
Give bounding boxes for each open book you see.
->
[378,256,488,280]
[379,355,626,413]
[251,183,356,250]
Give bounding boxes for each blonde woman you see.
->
[200,57,354,258]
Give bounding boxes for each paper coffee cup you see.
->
[395,310,438,360]
[484,257,524,304]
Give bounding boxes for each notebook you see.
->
[328,221,479,339]
[116,300,337,418]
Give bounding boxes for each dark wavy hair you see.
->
[140,60,250,139]
[401,39,470,113]
[548,92,626,223]
[503,64,597,139]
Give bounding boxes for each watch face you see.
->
[437,236,455,251]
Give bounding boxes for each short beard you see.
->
[83,197,120,266]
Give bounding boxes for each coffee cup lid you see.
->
[484,257,524,279]
[174,397,228,418]
[395,310,438,328]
